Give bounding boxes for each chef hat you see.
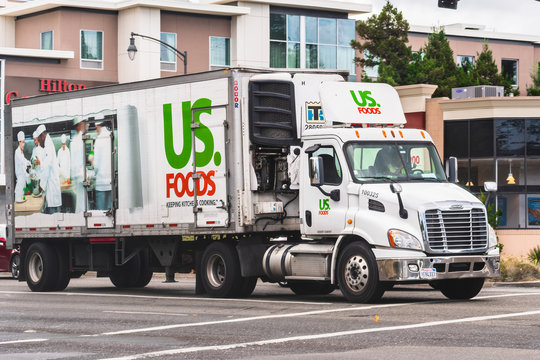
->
[73,116,83,126]
[61,134,67,143]
[17,131,25,142]
[35,124,46,137]
[33,130,38,139]
[96,121,104,126]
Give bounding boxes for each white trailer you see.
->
[3,68,499,302]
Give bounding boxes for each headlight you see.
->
[388,229,422,250]
[488,225,498,249]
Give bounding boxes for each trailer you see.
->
[3,68,499,302]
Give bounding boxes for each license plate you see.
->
[420,268,437,279]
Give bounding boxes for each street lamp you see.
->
[127,32,187,74]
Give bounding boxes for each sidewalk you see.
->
[492,280,540,288]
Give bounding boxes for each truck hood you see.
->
[360,182,483,211]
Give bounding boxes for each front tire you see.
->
[438,278,485,300]
[288,281,335,296]
[201,242,242,298]
[26,243,59,292]
[10,254,20,280]
[337,242,385,303]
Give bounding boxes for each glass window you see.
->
[444,120,468,159]
[470,119,493,157]
[501,59,518,86]
[160,32,176,62]
[526,119,540,156]
[306,44,318,69]
[41,31,53,50]
[319,18,336,45]
[319,45,336,69]
[457,55,474,69]
[496,119,525,156]
[497,158,524,189]
[305,17,318,43]
[311,147,342,185]
[270,13,286,41]
[287,42,300,68]
[526,158,540,186]
[270,41,286,68]
[337,47,354,74]
[497,194,526,228]
[470,158,495,188]
[210,37,230,66]
[81,30,103,69]
[287,15,300,42]
[337,19,355,46]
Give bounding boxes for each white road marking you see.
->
[99,309,540,360]
[104,311,187,317]
[0,338,48,345]
[90,302,415,337]
[0,290,332,306]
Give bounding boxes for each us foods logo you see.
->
[163,98,220,198]
[350,90,381,115]
[319,199,330,215]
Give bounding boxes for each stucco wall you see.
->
[497,229,540,259]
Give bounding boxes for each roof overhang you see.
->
[409,24,540,44]
[439,96,540,120]
[0,47,74,59]
[0,0,250,17]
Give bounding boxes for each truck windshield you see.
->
[344,142,447,182]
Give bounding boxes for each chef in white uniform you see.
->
[35,124,62,214]
[57,134,71,182]
[93,122,112,210]
[14,131,31,201]
[70,117,86,213]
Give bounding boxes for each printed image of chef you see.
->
[35,124,62,214]
[70,116,86,213]
[31,130,44,180]
[93,121,112,210]
[14,131,31,201]
[57,134,71,182]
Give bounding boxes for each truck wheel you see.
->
[10,254,20,280]
[237,276,258,297]
[337,242,385,303]
[201,242,242,298]
[438,278,485,300]
[110,253,141,288]
[134,250,153,288]
[26,243,60,292]
[54,244,71,291]
[288,281,335,295]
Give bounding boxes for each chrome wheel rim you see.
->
[206,254,226,288]
[344,254,369,293]
[11,255,20,279]
[28,252,43,284]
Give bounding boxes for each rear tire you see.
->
[26,243,59,292]
[110,253,141,288]
[288,281,335,296]
[54,244,71,291]
[134,250,153,288]
[200,242,242,298]
[438,278,485,300]
[337,242,385,303]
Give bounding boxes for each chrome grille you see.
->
[423,208,488,253]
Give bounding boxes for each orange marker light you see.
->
[391,130,395,138]
[420,131,426,139]
[355,130,360,138]
[347,219,353,225]
[399,130,404,138]
[382,130,387,138]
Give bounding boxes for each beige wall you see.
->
[11,9,118,82]
[497,229,540,259]
[160,12,231,76]
[409,33,538,95]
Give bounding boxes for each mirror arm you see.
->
[315,186,340,202]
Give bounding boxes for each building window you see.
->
[41,31,53,50]
[80,30,103,70]
[210,36,230,67]
[501,59,518,87]
[444,118,540,229]
[269,13,355,77]
[457,55,474,72]
[160,32,177,72]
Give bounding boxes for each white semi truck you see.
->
[3,68,500,302]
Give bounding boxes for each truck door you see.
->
[85,119,116,229]
[301,142,349,236]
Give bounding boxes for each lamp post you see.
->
[127,32,187,74]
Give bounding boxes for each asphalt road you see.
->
[0,273,539,360]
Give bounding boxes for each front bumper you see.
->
[377,254,500,281]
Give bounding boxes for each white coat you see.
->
[31,144,44,182]
[70,131,85,213]
[40,134,62,208]
[57,146,71,181]
[14,147,30,200]
[93,127,112,192]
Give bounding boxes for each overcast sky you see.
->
[355,0,540,36]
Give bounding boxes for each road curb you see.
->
[492,281,540,288]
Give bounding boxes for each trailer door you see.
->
[85,118,116,229]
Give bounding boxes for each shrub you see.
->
[498,257,540,282]
[528,246,540,266]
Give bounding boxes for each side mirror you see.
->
[446,156,458,183]
[484,181,497,192]
[309,156,324,186]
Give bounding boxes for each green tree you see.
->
[352,1,412,86]
[526,64,540,96]
[471,41,518,96]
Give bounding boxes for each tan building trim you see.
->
[439,96,540,120]
[0,46,73,59]
[395,84,437,113]
[204,0,371,15]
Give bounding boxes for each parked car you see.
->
[0,224,20,279]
